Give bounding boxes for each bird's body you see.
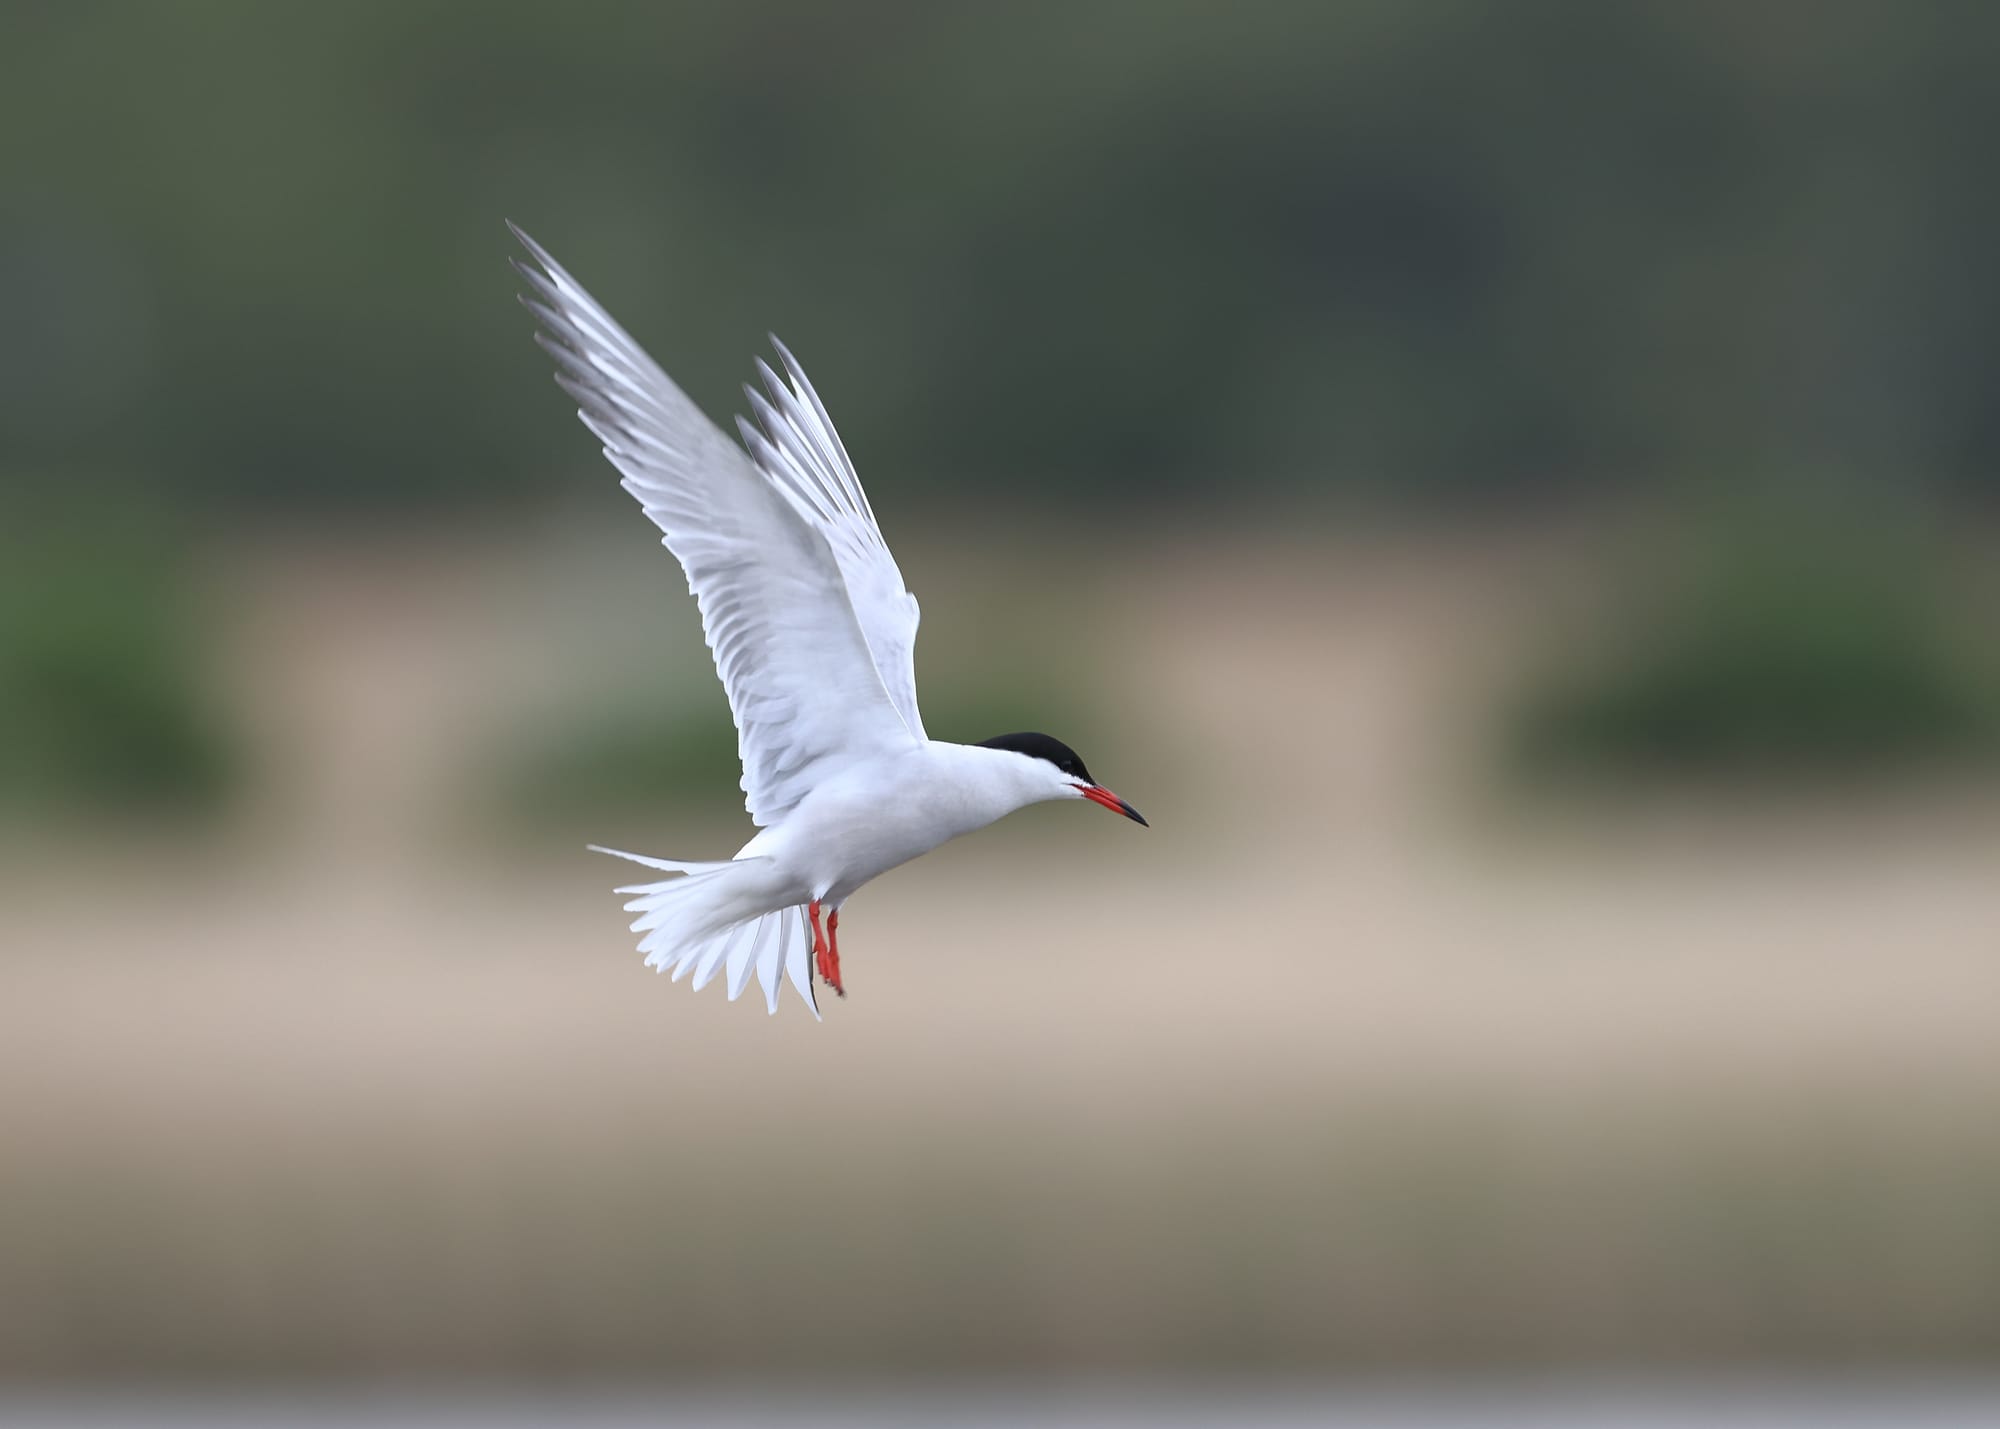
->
[511,224,1145,1017]
[739,739,1058,907]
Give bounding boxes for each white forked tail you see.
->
[590,846,820,1018]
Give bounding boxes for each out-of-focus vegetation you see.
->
[0,522,232,817]
[1506,503,2000,783]
[5,2,2000,816]
[4,3,2000,514]
[9,527,2000,1383]
[8,4,2000,1398]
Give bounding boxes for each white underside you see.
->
[599,740,1066,1016]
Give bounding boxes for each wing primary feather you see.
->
[512,268,651,373]
[752,360,853,516]
[532,328,675,422]
[735,411,839,526]
[751,362,866,525]
[770,335,879,529]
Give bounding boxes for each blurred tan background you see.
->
[3,2,2000,1420]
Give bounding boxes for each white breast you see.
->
[738,741,1048,905]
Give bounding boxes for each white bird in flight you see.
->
[510,224,1147,1018]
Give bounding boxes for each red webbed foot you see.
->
[825,909,844,997]
[809,899,845,998]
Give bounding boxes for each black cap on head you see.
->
[976,731,1095,785]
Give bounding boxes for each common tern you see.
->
[510,224,1146,1017]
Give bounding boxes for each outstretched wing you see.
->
[737,340,927,741]
[510,223,922,826]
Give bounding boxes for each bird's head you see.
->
[974,732,1147,826]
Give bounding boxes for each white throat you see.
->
[926,740,1073,834]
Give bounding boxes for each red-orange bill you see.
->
[1077,783,1148,826]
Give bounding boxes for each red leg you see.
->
[809,899,830,986]
[825,909,844,997]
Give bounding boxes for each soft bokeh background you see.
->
[4,3,2000,1424]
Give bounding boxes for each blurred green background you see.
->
[4,2,2000,1419]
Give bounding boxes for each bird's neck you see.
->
[925,740,1058,828]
